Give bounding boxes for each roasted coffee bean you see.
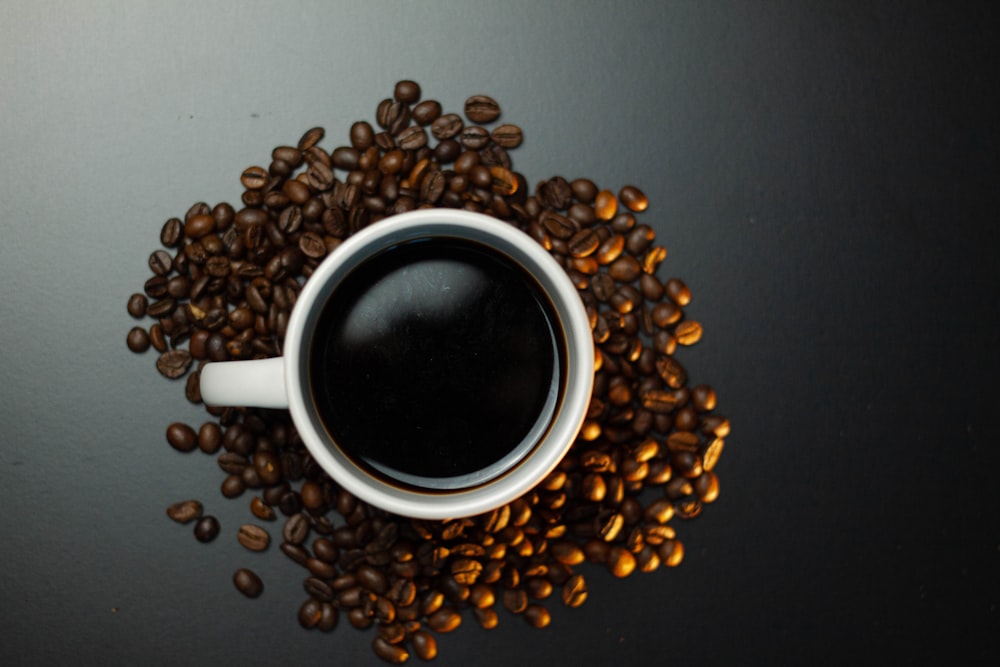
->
[427,607,462,633]
[491,123,523,148]
[126,327,150,353]
[249,496,275,521]
[221,474,245,499]
[160,217,183,247]
[165,422,197,452]
[619,185,648,212]
[156,349,191,379]
[459,125,490,150]
[675,320,703,346]
[237,524,271,552]
[523,603,551,628]
[297,126,325,151]
[412,99,442,125]
[283,513,310,545]
[127,293,148,318]
[166,499,203,524]
[193,515,220,543]
[561,574,588,607]
[464,95,501,123]
[372,637,409,664]
[233,568,263,598]
[409,630,438,660]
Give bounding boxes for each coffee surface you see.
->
[310,237,562,486]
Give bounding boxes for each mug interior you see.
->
[283,209,593,519]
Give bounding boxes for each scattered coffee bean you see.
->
[237,524,271,552]
[166,499,203,524]
[126,327,150,353]
[165,422,197,452]
[233,568,263,598]
[193,515,220,543]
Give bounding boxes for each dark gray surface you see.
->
[2,1,997,664]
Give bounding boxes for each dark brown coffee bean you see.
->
[409,630,438,660]
[490,123,523,148]
[237,524,271,552]
[619,185,648,212]
[148,323,167,353]
[126,327,150,353]
[148,249,173,276]
[193,515,220,543]
[664,277,691,306]
[523,603,551,628]
[426,607,462,633]
[298,597,322,629]
[127,293,148,318]
[233,568,263,598]
[431,113,463,140]
[397,125,427,151]
[160,218,183,247]
[283,513,309,545]
[221,474,245,499]
[372,637,409,664]
[165,422,196,452]
[459,125,490,150]
[166,499,203,524]
[464,95,501,123]
[393,79,421,103]
[411,99,441,125]
[156,349,191,379]
[297,126,325,151]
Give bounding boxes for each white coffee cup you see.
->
[200,209,593,519]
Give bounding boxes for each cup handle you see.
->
[200,357,289,409]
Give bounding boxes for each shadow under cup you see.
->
[285,212,593,518]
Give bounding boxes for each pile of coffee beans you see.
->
[128,81,729,664]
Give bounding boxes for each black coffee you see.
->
[308,237,565,488]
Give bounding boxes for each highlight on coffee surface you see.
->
[126,79,730,663]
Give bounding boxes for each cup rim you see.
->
[283,208,594,519]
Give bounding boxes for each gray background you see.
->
[2,1,997,664]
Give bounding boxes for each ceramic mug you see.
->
[201,209,593,519]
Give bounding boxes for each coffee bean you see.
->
[431,113,463,140]
[619,185,648,212]
[675,320,703,346]
[126,327,150,353]
[411,99,442,126]
[372,637,409,664]
[297,127,325,151]
[193,515,220,543]
[165,422,197,452]
[237,524,271,552]
[283,513,310,545]
[524,603,551,628]
[233,568,263,598]
[459,125,490,150]
[127,293,148,318]
[464,95,501,123]
[166,499,203,524]
[490,123,523,148]
[156,349,192,379]
[426,607,462,633]
[247,496,275,521]
[159,218,183,247]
